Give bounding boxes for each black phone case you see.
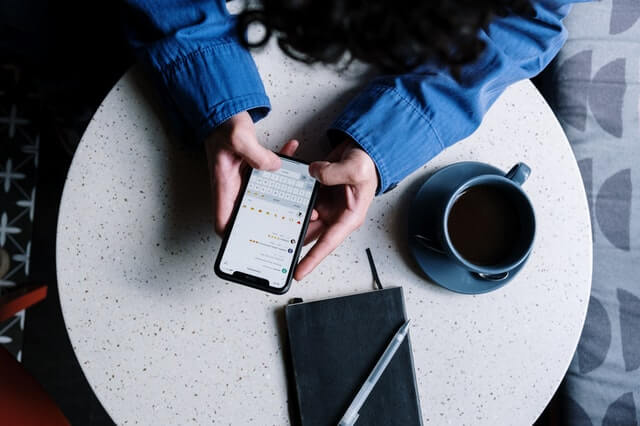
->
[214,153,318,294]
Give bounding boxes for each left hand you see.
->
[204,111,300,235]
[294,139,379,280]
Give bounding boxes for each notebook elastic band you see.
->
[366,248,383,290]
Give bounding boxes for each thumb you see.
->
[233,133,281,171]
[309,160,355,186]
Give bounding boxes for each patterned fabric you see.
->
[539,0,640,424]
[0,65,40,361]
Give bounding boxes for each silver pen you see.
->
[337,320,411,426]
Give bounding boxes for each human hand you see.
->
[294,139,379,280]
[205,111,300,234]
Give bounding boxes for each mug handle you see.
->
[505,162,531,186]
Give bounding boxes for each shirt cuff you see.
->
[143,38,270,142]
[328,84,445,194]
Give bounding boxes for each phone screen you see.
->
[218,157,316,289]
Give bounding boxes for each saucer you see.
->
[407,161,528,294]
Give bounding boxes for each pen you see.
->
[337,320,411,426]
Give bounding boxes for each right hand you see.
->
[205,111,299,235]
[295,140,378,280]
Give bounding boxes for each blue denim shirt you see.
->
[124,0,580,193]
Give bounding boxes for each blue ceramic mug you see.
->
[415,163,535,281]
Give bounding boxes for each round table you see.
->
[57,35,592,425]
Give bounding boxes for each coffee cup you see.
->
[414,163,535,281]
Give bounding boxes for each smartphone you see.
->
[214,154,318,294]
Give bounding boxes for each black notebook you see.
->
[285,287,423,426]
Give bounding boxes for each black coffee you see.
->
[447,185,521,266]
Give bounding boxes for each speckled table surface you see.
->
[57,36,592,425]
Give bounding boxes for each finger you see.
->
[303,219,324,245]
[212,155,243,235]
[310,208,319,221]
[279,139,299,157]
[233,134,281,171]
[213,178,242,235]
[309,160,357,186]
[295,220,354,280]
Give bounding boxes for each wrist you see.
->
[205,111,252,153]
[343,138,381,191]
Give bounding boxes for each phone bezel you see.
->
[214,153,319,294]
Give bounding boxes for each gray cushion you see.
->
[538,0,640,424]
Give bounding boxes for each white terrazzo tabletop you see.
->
[57,27,592,426]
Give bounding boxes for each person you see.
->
[123,0,582,281]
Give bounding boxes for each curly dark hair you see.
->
[238,0,534,73]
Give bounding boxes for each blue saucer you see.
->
[407,162,528,294]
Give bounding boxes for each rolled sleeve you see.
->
[328,0,577,195]
[123,0,270,143]
[143,39,270,142]
[329,84,444,194]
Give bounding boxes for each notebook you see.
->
[284,287,423,426]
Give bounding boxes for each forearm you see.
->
[122,0,270,142]
[330,0,578,193]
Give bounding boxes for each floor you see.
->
[0,65,38,360]
[1,1,129,422]
[0,67,117,425]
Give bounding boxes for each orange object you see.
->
[0,347,70,426]
[0,283,69,425]
[0,284,47,323]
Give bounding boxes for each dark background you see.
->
[2,0,130,423]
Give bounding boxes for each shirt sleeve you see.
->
[328,0,584,194]
[122,0,270,142]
